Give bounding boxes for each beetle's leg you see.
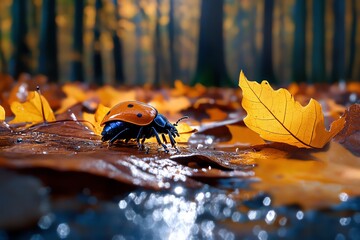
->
[167,130,176,147]
[109,128,129,145]
[139,136,148,151]
[136,127,144,144]
[151,127,168,152]
[161,134,168,144]
[167,129,179,152]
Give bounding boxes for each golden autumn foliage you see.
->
[239,71,346,148]
[10,90,56,126]
[83,104,111,135]
[0,105,5,121]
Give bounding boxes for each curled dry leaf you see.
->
[334,104,360,156]
[239,71,345,148]
[9,91,55,125]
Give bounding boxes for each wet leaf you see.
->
[9,91,56,125]
[238,71,345,148]
[237,142,360,209]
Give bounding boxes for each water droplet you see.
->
[248,210,259,220]
[118,200,127,209]
[30,234,44,240]
[201,220,215,237]
[339,192,349,202]
[205,137,213,145]
[56,223,70,239]
[353,213,360,223]
[222,207,232,217]
[112,235,126,240]
[231,212,242,222]
[296,210,304,220]
[339,217,351,226]
[279,217,287,226]
[174,186,184,195]
[265,210,276,224]
[195,192,205,202]
[258,230,268,240]
[38,214,55,230]
[335,233,346,240]
[349,93,357,103]
[262,197,271,206]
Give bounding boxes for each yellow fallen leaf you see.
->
[83,104,110,135]
[96,86,136,107]
[149,96,191,115]
[10,91,56,125]
[238,71,345,148]
[0,105,5,121]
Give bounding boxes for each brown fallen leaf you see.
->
[334,104,360,156]
[239,71,345,148]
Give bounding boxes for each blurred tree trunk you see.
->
[10,0,31,78]
[168,0,178,83]
[134,1,146,85]
[259,0,276,83]
[331,0,345,82]
[112,0,124,84]
[192,0,232,87]
[0,18,8,74]
[347,0,357,80]
[38,0,58,82]
[93,0,103,85]
[153,0,170,87]
[311,0,325,83]
[153,0,162,87]
[70,0,84,82]
[292,0,306,83]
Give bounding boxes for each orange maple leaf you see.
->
[10,91,56,125]
[238,71,345,148]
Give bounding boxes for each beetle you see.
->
[100,101,187,152]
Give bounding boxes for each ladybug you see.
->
[100,101,187,152]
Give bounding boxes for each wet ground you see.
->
[0,118,360,239]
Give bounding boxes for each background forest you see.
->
[0,0,359,87]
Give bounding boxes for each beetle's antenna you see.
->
[174,116,188,126]
[36,86,47,124]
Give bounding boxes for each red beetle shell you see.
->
[100,101,158,126]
